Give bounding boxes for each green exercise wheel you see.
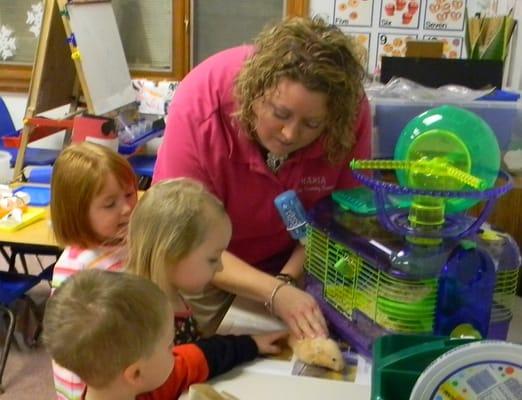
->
[394,105,500,213]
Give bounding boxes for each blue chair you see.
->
[129,154,156,177]
[25,166,53,184]
[0,97,16,138]
[129,154,156,190]
[0,265,54,393]
[0,98,59,170]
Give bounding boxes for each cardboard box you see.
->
[405,40,444,58]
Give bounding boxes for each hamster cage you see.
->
[304,106,521,357]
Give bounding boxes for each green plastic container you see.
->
[371,335,478,400]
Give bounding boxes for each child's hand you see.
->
[252,331,288,355]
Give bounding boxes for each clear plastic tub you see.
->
[370,98,522,159]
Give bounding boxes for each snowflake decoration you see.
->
[26,2,44,37]
[0,25,16,61]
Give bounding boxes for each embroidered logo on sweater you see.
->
[299,176,333,192]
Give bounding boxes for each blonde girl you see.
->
[126,178,232,343]
[50,141,138,400]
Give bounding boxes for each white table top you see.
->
[179,369,370,400]
[180,297,371,400]
[180,295,522,400]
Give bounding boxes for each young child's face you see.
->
[169,212,232,294]
[137,309,175,392]
[89,172,137,244]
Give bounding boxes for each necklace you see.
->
[266,152,288,173]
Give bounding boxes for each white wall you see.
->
[506,2,522,90]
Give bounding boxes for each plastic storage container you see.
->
[371,335,478,400]
[0,151,12,184]
[370,98,522,158]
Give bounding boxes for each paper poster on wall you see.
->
[310,0,336,23]
[379,0,421,29]
[334,0,374,27]
[423,34,463,58]
[341,30,371,68]
[310,1,468,76]
[375,32,417,71]
[424,0,466,31]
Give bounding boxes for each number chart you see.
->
[310,0,468,75]
[333,0,375,27]
[376,32,418,71]
[424,0,466,31]
[380,0,421,29]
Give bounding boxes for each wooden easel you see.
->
[13,0,75,181]
[12,0,132,182]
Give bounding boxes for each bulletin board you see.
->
[310,0,468,75]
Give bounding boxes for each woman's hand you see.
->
[251,331,289,355]
[272,284,328,339]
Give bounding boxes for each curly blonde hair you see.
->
[234,17,365,164]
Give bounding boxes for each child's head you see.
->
[42,269,174,393]
[51,142,138,248]
[126,178,232,297]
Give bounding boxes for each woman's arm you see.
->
[213,248,307,305]
[213,250,281,302]
[213,250,327,339]
[279,243,306,279]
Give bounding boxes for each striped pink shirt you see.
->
[50,245,127,400]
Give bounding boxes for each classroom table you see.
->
[0,186,146,272]
[180,370,370,400]
[0,202,61,273]
[0,208,56,247]
[179,297,372,400]
[180,291,522,400]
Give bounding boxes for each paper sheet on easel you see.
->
[67,2,136,114]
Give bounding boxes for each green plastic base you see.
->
[331,187,410,216]
[371,335,478,400]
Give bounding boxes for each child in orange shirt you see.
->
[43,269,286,400]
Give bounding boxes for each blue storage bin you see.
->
[13,185,51,206]
[371,98,522,158]
[478,90,520,102]
[26,166,53,184]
